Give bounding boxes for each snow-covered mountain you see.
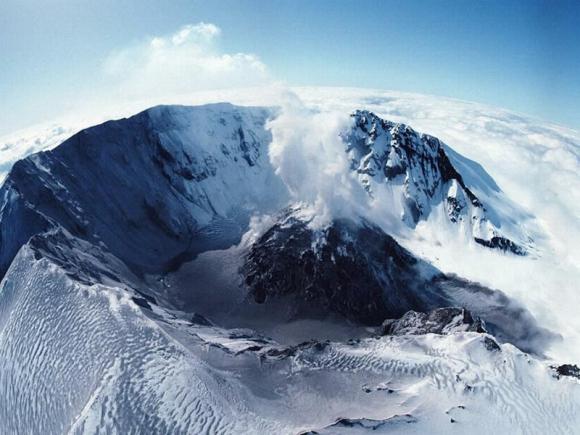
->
[0,104,531,280]
[345,110,533,254]
[0,100,578,434]
[0,103,288,278]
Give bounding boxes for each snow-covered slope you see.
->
[345,110,531,254]
[1,235,578,434]
[0,239,281,434]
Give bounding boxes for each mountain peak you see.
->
[346,109,527,255]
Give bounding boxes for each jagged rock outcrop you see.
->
[381,307,487,336]
[552,364,580,380]
[380,307,501,351]
[344,110,527,255]
[241,207,552,354]
[300,414,418,434]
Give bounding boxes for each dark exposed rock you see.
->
[300,414,417,434]
[190,313,213,326]
[237,126,260,166]
[362,383,395,394]
[483,336,501,352]
[242,209,449,325]
[474,236,526,256]
[381,307,487,336]
[446,195,465,223]
[28,228,133,287]
[551,364,580,380]
[241,208,556,355]
[258,340,330,361]
[132,296,152,311]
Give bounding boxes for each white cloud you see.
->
[265,90,407,231]
[170,22,220,45]
[266,92,367,226]
[102,22,269,101]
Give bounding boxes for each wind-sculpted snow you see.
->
[1,240,578,434]
[0,243,282,434]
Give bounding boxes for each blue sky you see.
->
[1,0,579,134]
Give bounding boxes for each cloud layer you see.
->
[103,22,270,101]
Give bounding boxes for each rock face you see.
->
[552,364,580,380]
[242,208,449,325]
[300,414,418,434]
[344,110,527,255]
[381,307,487,336]
[0,104,288,279]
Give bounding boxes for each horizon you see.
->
[1,0,579,135]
